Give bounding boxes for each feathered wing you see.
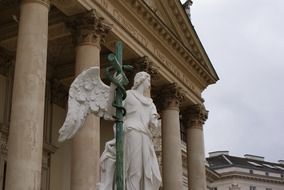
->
[58,67,112,142]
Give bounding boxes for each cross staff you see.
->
[105,41,133,190]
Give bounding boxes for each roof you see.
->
[207,154,284,174]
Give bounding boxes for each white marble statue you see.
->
[58,67,162,190]
[58,67,112,142]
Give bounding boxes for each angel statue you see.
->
[58,42,161,190]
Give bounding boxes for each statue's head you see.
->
[132,71,151,90]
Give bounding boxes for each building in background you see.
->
[206,151,284,190]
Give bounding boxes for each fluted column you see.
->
[184,104,208,190]
[159,83,184,190]
[5,0,49,190]
[69,10,111,190]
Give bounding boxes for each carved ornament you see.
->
[132,56,159,80]
[183,104,208,129]
[67,9,111,46]
[157,83,184,110]
[119,0,216,85]
[229,184,241,190]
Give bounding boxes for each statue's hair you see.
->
[132,71,150,90]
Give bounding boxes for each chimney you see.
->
[278,160,284,165]
[244,154,264,162]
[209,151,229,157]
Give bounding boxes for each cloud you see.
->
[191,0,284,162]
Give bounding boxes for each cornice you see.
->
[168,0,219,82]
[206,166,221,182]
[120,0,217,87]
[220,171,284,184]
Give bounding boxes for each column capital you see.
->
[68,9,111,47]
[133,56,159,80]
[183,104,208,129]
[157,83,184,110]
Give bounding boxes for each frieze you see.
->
[95,0,199,96]
[122,0,216,85]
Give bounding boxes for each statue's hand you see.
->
[150,113,161,128]
[113,73,124,85]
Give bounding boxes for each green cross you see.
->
[106,41,133,190]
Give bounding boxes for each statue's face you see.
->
[143,77,151,89]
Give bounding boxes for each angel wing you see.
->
[58,66,112,142]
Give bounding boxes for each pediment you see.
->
[143,0,184,41]
[143,0,219,82]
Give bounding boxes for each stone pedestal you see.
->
[184,104,208,190]
[159,84,184,190]
[69,10,111,190]
[5,1,49,190]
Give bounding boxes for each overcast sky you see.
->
[183,0,284,162]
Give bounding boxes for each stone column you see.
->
[159,83,184,190]
[68,10,111,190]
[184,104,208,190]
[5,0,49,190]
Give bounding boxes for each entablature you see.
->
[77,0,208,104]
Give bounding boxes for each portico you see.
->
[0,0,218,190]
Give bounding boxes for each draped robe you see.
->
[98,89,161,190]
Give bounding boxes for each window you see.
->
[265,172,269,176]
[250,186,256,190]
[249,169,254,174]
[266,188,272,190]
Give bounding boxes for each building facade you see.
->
[207,151,284,190]
[0,0,218,190]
